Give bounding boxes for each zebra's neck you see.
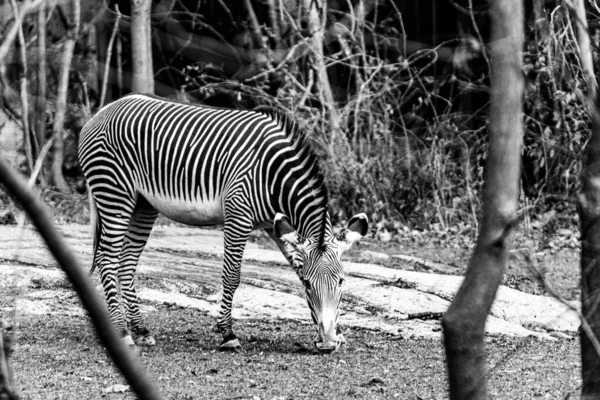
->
[252,112,329,245]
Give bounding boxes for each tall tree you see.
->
[34,3,47,159]
[573,0,600,397]
[442,0,524,398]
[130,0,154,93]
[303,0,340,137]
[50,0,80,193]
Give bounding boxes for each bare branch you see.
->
[0,157,165,400]
[50,0,80,193]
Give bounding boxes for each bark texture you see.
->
[576,0,600,395]
[442,0,524,398]
[0,158,164,400]
[50,0,80,193]
[130,0,154,93]
[35,4,47,158]
[303,0,340,136]
[0,330,17,400]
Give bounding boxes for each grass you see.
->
[0,215,583,399]
[5,304,580,400]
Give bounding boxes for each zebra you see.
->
[78,93,368,352]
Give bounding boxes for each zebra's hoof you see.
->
[122,334,136,348]
[135,334,156,346]
[219,338,242,352]
[122,335,141,355]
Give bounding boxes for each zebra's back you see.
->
[79,94,290,226]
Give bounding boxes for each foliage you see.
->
[521,6,591,202]
[0,0,597,233]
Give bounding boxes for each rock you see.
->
[0,225,581,341]
[390,254,458,274]
[102,384,130,394]
[15,299,51,315]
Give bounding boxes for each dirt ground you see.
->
[0,223,583,399]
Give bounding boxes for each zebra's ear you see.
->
[336,213,369,256]
[274,213,298,245]
[274,213,307,257]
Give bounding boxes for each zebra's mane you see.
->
[254,106,330,249]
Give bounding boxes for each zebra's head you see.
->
[274,212,369,353]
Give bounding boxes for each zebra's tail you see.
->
[88,188,101,274]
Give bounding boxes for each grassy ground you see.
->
[0,203,583,399]
[5,304,579,400]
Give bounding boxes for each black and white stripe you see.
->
[79,93,345,348]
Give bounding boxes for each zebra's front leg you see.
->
[217,213,253,351]
[120,267,154,346]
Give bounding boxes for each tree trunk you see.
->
[99,6,122,108]
[442,0,524,398]
[50,0,80,193]
[96,15,114,104]
[0,157,165,400]
[0,329,17,400]
[573,0,597,99]
[130,0,154,93]
[532,0,549,44]
[574,0,600,397]
[12,0,34,173]
[303,0,341,138]
[35,3,47,162]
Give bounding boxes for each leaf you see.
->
[361,377,387,387]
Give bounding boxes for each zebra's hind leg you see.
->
[118,197,159,346]
[94,200,136,346]
[217,209,254,351]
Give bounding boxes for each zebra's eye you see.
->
[338,277,345,286]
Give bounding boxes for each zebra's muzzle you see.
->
[315,318,342,353]
[314,338,341,353]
